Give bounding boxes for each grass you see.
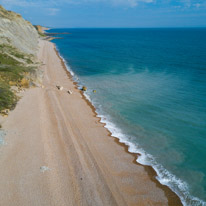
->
[0,44,34,64]
[33,25,46,37]
[38,32,46,37]
[0,51,19,66]
[0,82,17,111]
[0,43,36,113]
[0,65,33,82]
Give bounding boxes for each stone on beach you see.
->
[67,90,73,94]
[56,85,63,91]
[40,166,51,173]
[82,86,87,91]
[0,109,10,117]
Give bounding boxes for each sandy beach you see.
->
[0,39,182,206]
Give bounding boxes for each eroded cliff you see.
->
[0,5,39,55]
[0,5,41,115]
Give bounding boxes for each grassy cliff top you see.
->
[0,5,22,20]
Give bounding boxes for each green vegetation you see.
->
[0,43,36,113]
[0,82,17,111]
[38,32,46,37]
[34,25,46,37]
[0,5,38,115]
[0,44,34,64]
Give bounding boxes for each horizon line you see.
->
[46,26,206,29]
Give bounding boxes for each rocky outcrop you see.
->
[34,25,49,34]
[82,86,87,91]
[0,5,39,55]
[35,25,44,34]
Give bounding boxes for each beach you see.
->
[0,39,182,205]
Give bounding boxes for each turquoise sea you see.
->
[50,28,206,206]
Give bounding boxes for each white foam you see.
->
[84,92,92,102]
[85,97,206,206]
[55,46,74,76]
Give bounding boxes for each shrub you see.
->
[0,44,35,113]
[20,78,29,88]
[0,83,17,111]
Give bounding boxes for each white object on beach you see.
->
[40,166,51,173]
[67,90,73,94]
[56,85,63,91]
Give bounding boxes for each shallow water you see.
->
[51,28,206,205]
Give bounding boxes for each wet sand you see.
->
[0,40,182,206]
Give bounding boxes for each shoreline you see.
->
[0,39,183,205]
[54,46,182,205]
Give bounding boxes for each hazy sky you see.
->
[1,0,206,28]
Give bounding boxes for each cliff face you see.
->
[0,5,39,55]
[0,5,41,115]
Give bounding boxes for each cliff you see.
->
[0,5,39,55]
[0,5,41,115]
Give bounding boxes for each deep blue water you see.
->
[50,28,206,206]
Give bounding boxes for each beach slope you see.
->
[0,40,182,206]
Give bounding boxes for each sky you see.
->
[0,0,206,28]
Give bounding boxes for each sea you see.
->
[49,28,206,206]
